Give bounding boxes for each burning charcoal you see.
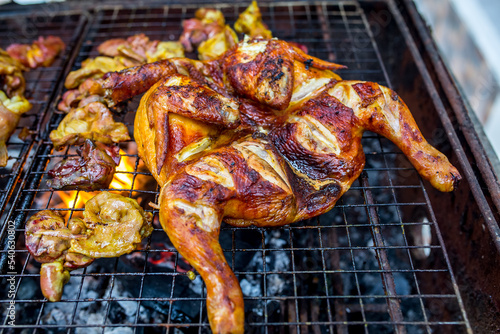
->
[47,139,120,190]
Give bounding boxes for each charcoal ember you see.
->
[47,139,120,190]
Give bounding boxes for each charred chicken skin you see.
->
[25,192,153,302]
[91,37,461,333]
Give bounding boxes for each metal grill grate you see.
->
[0,2,473,333]
[0,12,86,245]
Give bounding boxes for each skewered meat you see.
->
[25,192,153,301]
[47,139,120,190]
[234,0,272,39]
[7,36,65,68]
[49,101,130,149]
[96,36,461,333]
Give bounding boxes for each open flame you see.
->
[57,149,136,217]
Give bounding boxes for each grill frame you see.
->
[0,1,498,333]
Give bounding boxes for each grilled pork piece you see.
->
[93,37,461,333]
[25,192,153,302]
[7,36,65,68]
[47,139,120,190]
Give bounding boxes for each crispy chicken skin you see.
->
[47,139,120,190]
[94,37,461,333]
[7,36,65,69]
[25,192,153,302]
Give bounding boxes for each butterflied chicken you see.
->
[47,139,120,190]
[49,101,130,149]
[25,192,153,302]
[7,36,65,69]
[92,36,461,333]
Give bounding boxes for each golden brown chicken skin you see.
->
[94,37,460,334]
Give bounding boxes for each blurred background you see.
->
[415,0,500,158]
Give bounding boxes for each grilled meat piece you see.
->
[95,37,461,333]
[97,33,184,63]
[7,36,65,68]
[49,101,130,149]
[234,0,273,39]
[69,192,154,257]
[47,139,120,190]
[180,8,226,52]
[0,91,31,166]
[180,8,238,60]
[0,49,26,97]
[64,56,140,90]
[25,193,153,302]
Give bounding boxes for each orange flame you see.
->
[58,149,136,218]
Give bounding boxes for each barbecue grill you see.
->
[0,1,499,333]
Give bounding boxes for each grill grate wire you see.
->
[0,13,86,230]
[0,2,472,333]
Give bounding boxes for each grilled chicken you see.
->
[49,101,130,149]
[25,192,153,302]
[92,37,461,333]
[47,139,120,190]
[7,36,65,69]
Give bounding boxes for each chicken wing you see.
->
[25,192,153,301]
